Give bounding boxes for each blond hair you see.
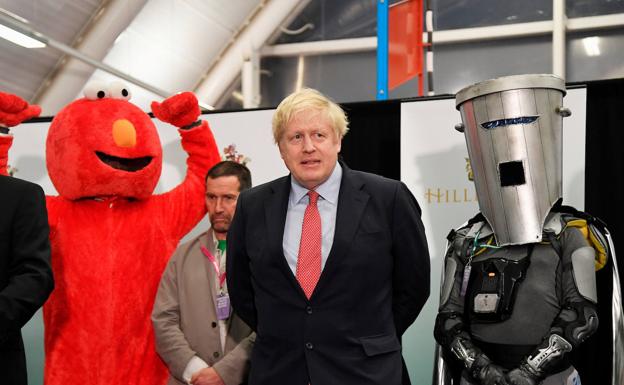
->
[272,88,349,143]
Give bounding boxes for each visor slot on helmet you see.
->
[481,116,539,130]
[499,161,526,187]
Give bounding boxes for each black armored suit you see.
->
[435,210,600,385]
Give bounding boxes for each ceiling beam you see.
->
[193,0,311,107]
[32,0,149,114]
[261,12,624,57]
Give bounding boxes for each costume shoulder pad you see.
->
[553,206,610,270]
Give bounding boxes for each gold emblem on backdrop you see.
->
[465,158,474,181]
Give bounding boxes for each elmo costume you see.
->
[0,83,220,385]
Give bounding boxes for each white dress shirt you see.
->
[283,162,342,275]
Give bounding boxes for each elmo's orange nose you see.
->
[112,119,136,147]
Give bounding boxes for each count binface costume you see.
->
[0,83,220,385]
[434,74,623,385]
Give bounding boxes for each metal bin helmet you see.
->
[455,74,571,246]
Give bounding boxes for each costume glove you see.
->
[151,92,201,128]
[506,362,541,385]
[470,353,510,385]
[0,91,41,128]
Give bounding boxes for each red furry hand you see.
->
[0,91,41,127]
[151,92,201,128]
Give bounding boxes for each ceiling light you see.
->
[0,24,45,48]
[582,36,600,57]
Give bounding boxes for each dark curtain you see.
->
[338,98,410,384]
[585,78,624,286]
[575,77,624,385]
[339,99,401,180]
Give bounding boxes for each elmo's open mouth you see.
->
[96,151,152,172]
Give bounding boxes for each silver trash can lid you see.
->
[455,74,566,110]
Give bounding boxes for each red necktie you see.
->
[296,190,322,299]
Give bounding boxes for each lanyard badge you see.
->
[201,245,230,320]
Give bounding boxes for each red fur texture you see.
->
[0,93,220,385]
[0,135,12,175]
[0,91,41,127]
[46,99,164,200]
[151,91,201,128]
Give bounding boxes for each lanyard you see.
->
[200,245,226,289]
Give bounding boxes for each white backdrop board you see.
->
[399,87,587,385]
[8,108,285,198]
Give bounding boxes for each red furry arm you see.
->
[44,195,61,240]
[154,121,220,240]
[0,91,40,175]
[0,134,13,176]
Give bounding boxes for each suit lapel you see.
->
[312,166,369,299]
[264,176,307,297]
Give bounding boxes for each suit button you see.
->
[211,321,217,328]
[213,351,220,358]
[305,342,314,350]
[306,306,312,314]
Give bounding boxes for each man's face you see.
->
[278,109,341,190]
[205,175,241,238]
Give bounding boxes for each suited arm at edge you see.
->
[226,191,258,331]
[391,181,431,337]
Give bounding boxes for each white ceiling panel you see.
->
[81,0,264,111]
[2,0,304,113]
[182,0,261,32]
[0,0,102,41]
[127,0,234,69]
[0,0,104,100]
[101,27,204,90]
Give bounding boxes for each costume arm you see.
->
[226,193,257,331]
[391,181,430,337]
[213,332,256,385]
[434,235,509,385]
[0,182,54,338]
[0,91,41,175]
[44,195,62,240]
[151,251,200,382]
[150,92,221,240]
[0,134,12,176]
[507,228,599,384]
[154,121,221,240]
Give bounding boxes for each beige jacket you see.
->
[152,230,254,385]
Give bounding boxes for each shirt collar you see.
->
[289,162,342,206]
[211,229,220,250]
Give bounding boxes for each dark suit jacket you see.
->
[0,175,54,385]
[227,163,430,385]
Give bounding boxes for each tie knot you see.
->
[307,190,319,205]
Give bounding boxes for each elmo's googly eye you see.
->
[108,81,132,100]
[84,81,109,100]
